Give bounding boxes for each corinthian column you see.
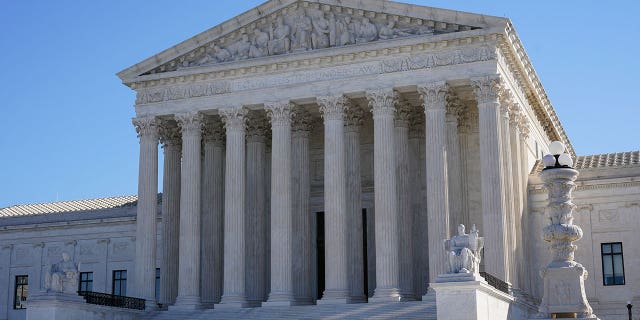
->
[445,95,464,236]
[344,105,366,303]
[418,82,451,285]
[245,112,269,307]
[317,95,350,303]
[264,101,296,306]
[219,106,250,308]
[201,117,225,307]
[471,75,508,281]
[409,110,428,298]
[132,116,159,308]
[395,101,414,301]
[173,112,204,310]
[158,121,181,306]
[292,110,313,305]
[499,92,516,286]
[366,89,401,302]
[509,105,525,290]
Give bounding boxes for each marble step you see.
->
[142,300,437,320]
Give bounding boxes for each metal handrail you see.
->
[480,271,510,294]
[78,291,145,310]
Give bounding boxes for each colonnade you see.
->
[131,76,531,309]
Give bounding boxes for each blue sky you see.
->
[0,1,637,207]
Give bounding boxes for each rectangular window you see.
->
[79,272,93,293]
[155,268,160,300]
[112,270,127,296]
[601,242,625,286]
[14,275,28,309]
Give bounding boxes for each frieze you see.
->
[135,44,495,105]
[143,1,481,75]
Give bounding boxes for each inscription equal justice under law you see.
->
[146,2,478,74]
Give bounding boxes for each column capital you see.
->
[292,109,313,133]
[508,103,523,128]
[219,106,249,132]
[158,120,182,147]
[408,108,425,139]
[471,75,505,105]
[265,101,294,127]
[344,104,365,132]
[202,116,225,144]
[175,112,204,137]
[445,93,464,123]
[418,81,449,111]
[246,111,270,142]
[133,116,159,139]
[458,109,478,134]
[318,95,348,121]
[366,88,397,117]
[394,100,412,128]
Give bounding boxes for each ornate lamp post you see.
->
[534,141,599,320]
[627,301,633,320]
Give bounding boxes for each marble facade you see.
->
[1,1,639,320]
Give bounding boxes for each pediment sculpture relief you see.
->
[145,2,479,75]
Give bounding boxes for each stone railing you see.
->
[480,272,510,294]
[78,291,146,310]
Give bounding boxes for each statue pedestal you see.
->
[26,292,142,320]
[533,265,599,320]
[431,279,513,320]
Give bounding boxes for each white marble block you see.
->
[431,281,513,320]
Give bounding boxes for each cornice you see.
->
[528,180,640,194]
[496,22,574,156]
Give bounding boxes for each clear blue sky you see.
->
[0,1,638,208]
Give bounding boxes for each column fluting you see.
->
[265,101,296,305]
[174,112,204,309]
[408,110,428,298]
[158,121,181,307]
[132,116,159,308]
[367,89,401,302]
[317,95,350,303]
[445,95,464,235]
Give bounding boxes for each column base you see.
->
[218,294,253,308]
[370,287,402,303]
[318,289,350,304]
[171,295,202,310]
[294,297,316,306]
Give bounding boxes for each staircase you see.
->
[141,297,437,320]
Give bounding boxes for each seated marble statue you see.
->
[44,252,79,294]
[444,224,484,274]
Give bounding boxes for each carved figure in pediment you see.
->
[250,28,270,58]
[292,8,312,51]
[336,15,356,46]
[355,17,377,43]
[268,16,291,55]
[228,33,251,60]
[378,20,396,40]
[311,10,330,49]
[212,45,232,62]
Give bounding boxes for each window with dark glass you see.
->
[155,268,160,299]
[112,270,127,296]
[14,275,28,309]
[601,242,625,286]
[79,272,93,293]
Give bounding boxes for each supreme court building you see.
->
[1,1,638,320]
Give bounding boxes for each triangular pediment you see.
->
[118,0,507,81]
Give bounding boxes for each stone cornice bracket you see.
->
[344,102,365,131]
[418,81,449,112]
[202,116,225,144]
[245,111,270,142]
[317,95,348,121]
[158,119,182,147]
[470,75,504,105]
[265,100,294,127]
[292,109,313,133]
[394,100,412,128]
[132,116,159,140]
[219,106,249,132]
[175,112,205,137]
[366,88,397,118]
